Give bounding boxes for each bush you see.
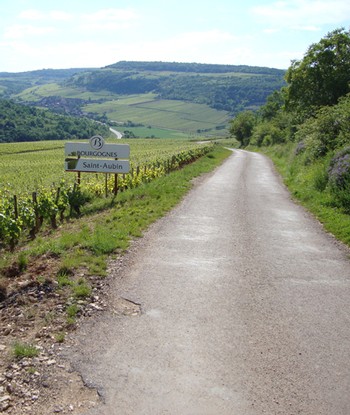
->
[229,111,256,147]
[251,121,285,146]
[328,147,350,211]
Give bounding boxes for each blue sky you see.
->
[1,0,350,72]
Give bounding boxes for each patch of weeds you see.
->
[85,255,107,277]
[13,342,39,359]
[29,238,64,257]
[73,279,92,299]
[57,273,73,288]
[57,266,73,277]
[56,266,74,288]
[85,225,121,255]
[36,275,46,284]
[313,167,329,192]
[61,249,87,269]
[17,251,28,272]
[66,303,79,318]
[62,249,107,277]
[44,311,55,324]
[55,332,65,343]
[55,225,91,251]
[66,317,76,327]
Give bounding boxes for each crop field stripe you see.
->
[0,139,210,193]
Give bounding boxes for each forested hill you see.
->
[106,61,284,75]
[66,61,286,113]
[0,68,92,96]
[0,99,109,143]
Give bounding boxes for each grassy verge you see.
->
[1,145,231,295]
[251,143,350,247]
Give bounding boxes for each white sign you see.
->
[89,135,105,149]
[65,158,130,174]
[65,141,130,159]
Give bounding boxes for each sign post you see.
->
[65,136,130,196]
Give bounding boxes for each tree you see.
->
[229,110,256,147]
[258,90,285,120]
[285,28,350,119]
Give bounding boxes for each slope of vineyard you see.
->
[83,96,230,134]
[0,139,207,192]
[0,138,213,249]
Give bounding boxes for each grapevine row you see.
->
[0,145,213,250]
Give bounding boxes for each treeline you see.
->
[106,61,285,75]
[67,63,286,114]
[0,99,109,143]
[230,28,350,213]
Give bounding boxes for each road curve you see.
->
[109,127,123,139]
[67,150,350,415]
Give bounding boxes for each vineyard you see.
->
[0,139,213,250]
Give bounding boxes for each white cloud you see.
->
[49,11,73,21]
[4,24,55,40]
[252,0,350,30]
[178,30,236,44]
[19,9,45,20]
[19,9,72,21]
[80,8,140,31]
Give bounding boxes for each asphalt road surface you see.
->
[67,149,350,415]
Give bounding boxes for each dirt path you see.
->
[64,149,350,414]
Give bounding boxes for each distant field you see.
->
[120,126,195,139]
[84,95,230,135]
[15,83,121,101]
[15,83,230,137]
[0,139,209,193]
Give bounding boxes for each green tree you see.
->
[295,93,350,159]
[258,90,285,120]
[229,110,256,147]
[285,28,350,119]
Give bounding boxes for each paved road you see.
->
[67,150,350,414]
[109,127,123,139]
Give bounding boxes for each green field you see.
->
[84,95,230,134]
[15,84,231,137]
[15,83,120,101]
[119,126,196,139]
[0,138,210,193]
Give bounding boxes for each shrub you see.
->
[251,120,286,147]
[295,141,305,155]
[328,147,350,211]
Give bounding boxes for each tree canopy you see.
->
[67,63,286,114]
[0,99,109,143]
[284,28,350,119]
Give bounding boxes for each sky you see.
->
[1,0,350,73]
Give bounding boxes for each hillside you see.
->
[0,99,109,143]
[67,61,286,113]
[0,68,92,97]
[0,61,286,139]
